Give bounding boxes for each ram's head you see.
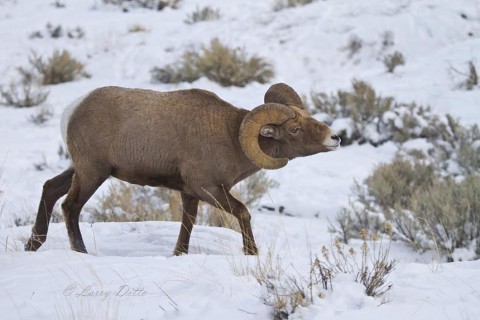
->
[240,83,340,169]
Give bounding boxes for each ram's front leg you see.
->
[203,187,258,255]
[236,207,258,255]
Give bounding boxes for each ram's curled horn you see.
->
[264,83,304,109]
[239,103,296,170]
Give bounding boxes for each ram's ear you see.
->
[240,103,294,169]
[260,125,280,139]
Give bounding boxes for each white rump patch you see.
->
[60,94,88,145]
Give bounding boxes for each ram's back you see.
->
[65,86,248,189]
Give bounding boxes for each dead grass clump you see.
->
[25,50,89,85]
[333,157,480,261]
[184,6,220,24]
[151,38,274,87]
[383,51,405,73]
[273,0,316,11]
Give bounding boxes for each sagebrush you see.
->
[151,38,274,87]
[86,180,174,223]
[318,228,397,298]
[23,50,89,85]
[0,77,49,108]
[247,230,396,319]
[27,106,54,125]
[29,23,84,39]
[383,51,405,73]
[342,35,363,59]
[273,0,316,11]
[309,80,471,150]
[184,6,220,24]
[87,171,276,231]
[333,157,480,261]
[102,0,180,11]
[458,61,478,90]
[128,24,148,33]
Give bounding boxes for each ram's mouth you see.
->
[326,141,341,150]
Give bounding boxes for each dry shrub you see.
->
[42,23,61,38]
[273,0,316,11]
[0,169,3,220]
[57,145,71,161]
[427,115,480,176]
[29,23,85,39]
[383,51,405,73]
[102,0,180,11]
[249,230,395,319]
[201,171,277,231]
[87,172,276,232]
[86,180,177,223]
[27,106,54,125]
[157,0,181,10]
[151,38,274,87]
[342,35,363,59]
[310,80,464,148]
[456,61,478,90]
[128,24,148,33]
[25,50,89,85]
[52,0,66,8]
[184,6,220,24]
[319,228,397,298]
[334,158,480,261]
[380,31,394,51]
[0,77,49,108]
[246,249,310,319]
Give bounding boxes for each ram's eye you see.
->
[289,127,300,134]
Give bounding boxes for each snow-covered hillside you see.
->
[0,0,479,319]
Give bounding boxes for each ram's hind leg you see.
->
[62,167,110,253]
[25,167,75,251]
[174,193,199,256]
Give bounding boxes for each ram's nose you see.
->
[325,130,341,150]
[331,134,341,142]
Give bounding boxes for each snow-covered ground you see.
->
[0,0,479,319]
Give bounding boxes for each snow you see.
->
[0,0,479,319]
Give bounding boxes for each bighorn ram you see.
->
[25,83,340,255]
